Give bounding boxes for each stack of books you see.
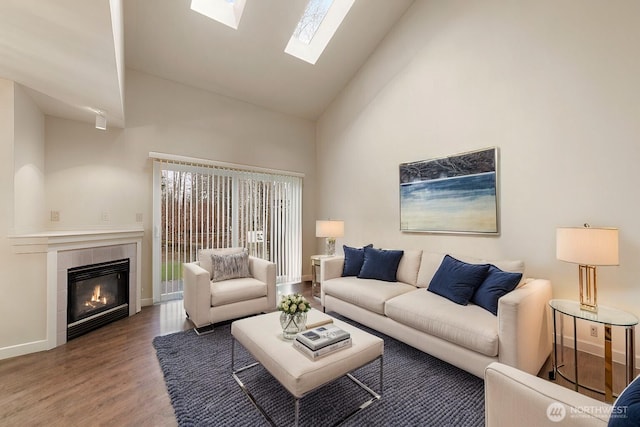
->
[293,323,351,360]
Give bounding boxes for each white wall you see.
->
[0,79,47,353]
[45,69,317,303]
[317,0,640,360]
[13,84,45,234]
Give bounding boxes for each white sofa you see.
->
[485,362,612,426]
[183,248,276,329]
[321,250,552,378]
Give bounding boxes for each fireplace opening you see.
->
[67,258,129,340]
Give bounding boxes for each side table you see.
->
[549,299,638,403]
[310,255,333,298]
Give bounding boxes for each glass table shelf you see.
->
[550,299,638,327]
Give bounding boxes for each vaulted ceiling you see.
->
[0,0,414,127]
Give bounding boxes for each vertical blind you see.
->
[152,157,302,302]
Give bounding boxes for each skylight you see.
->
[285,0,355,65]
[190,0,246,30]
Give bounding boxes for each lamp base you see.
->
[579,302,598,312]
[325,237,336,256]
[578,265,598,312]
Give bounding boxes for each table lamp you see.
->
[316,220,344,256]
[556,224,619,312]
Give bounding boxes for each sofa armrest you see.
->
[183,262,213,328]
[498,278,553,375]
[248,256,277,311]
[485,362,609,427]
[320,256,345,282]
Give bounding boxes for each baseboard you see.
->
[0,339,49,361]
[555,333,639,367]
[140,298,154,307]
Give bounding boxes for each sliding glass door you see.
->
[152,159,302,303]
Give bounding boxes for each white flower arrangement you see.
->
[277,293,311,315]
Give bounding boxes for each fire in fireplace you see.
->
[67,258,130,340]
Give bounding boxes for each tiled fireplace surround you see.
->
[11,229,143,349]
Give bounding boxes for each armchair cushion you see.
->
[210,277,268,306]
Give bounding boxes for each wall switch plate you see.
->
[590,325,598,337]
[136,213,143,222]
[101,211,110,222]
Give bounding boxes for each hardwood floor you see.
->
[1,281,631,426]
[0,282,317,426]
[0,300,190,426]
[538,345,638,402]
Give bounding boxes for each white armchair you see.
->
[183,248,276,331]
[485,362,610,426]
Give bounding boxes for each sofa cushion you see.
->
[396,249,422,286]
[471,265,522,315]
[210,277,267,306]
[198,247,245,280]
[358,247,404,282]
[385,289,499,357]
[416,252,446,288]
[610,374,640,426]
[342,244,373,277]
[416,252,525,288]
[211,251,250,282]
[323,276,415,315]
[428,255,490,305]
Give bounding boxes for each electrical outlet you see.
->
[590,325,598,337]
[101,211,110,222]
[50,211,60,222]
[136,213,143,222]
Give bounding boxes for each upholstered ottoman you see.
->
[231,309,383,426]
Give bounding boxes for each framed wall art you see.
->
[399,147,499,234]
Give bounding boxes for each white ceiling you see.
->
[0,0,414,127]
[0,0,125,127]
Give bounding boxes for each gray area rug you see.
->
[153,313,484,426]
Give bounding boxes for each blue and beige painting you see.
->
[400,148,498,233]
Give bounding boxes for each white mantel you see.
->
[10,229,145,253]
[9,229,144,350]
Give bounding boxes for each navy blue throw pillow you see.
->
[609,375,640,426]
[342,244,373,277]
[471,265,522,315]
[428,255,490,305]
[357,247,404,282]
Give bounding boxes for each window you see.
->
[285,0,355,64]
[151,155,302,302]
[190,0,246,29]
[292,0,334,44]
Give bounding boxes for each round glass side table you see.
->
[549,299,638,403]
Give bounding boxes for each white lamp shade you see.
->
[556,227,619,266]
[316,220,344,238]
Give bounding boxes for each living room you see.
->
[1,0,639,424]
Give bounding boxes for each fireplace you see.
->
[67,258,130,340]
